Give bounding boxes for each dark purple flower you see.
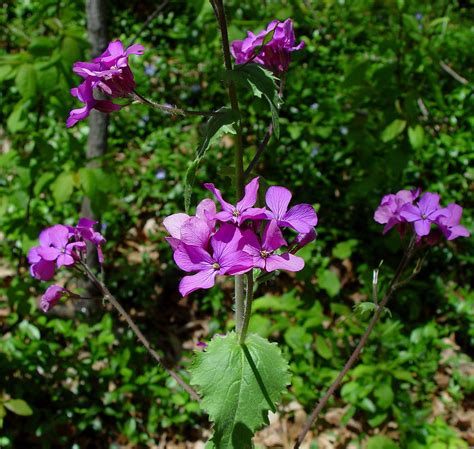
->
[40,285,70,312]
[242,221,304,272]
[28,225,86,280]
[264,186,318,233]
[374,189,420,234]
[400,192,449,237]
[66,79,121,128]
[436,204,470,240]
[231,19,304,73]
[204,177,267,226]
[173,224,254,296]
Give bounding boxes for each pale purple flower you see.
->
[40,285,70,312]
[400,192,449,237]
[204,177,267,226]
[231,19,305,73]
[174,224,254,296]
[155,168,166,180]
[436,204,470,240]
[264,186,318,233]
[374,189,420,234]
[28,225,86,280]
[242,221,304,272]
[66,79,121,128]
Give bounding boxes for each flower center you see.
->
[212,262,220,270]
[421,214,427,219]
[260,250,271,259]
[232,209,240,218]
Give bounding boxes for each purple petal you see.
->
[400,204,421,222]
[37,247,61,261]
[173,244,213,272]
[28,246,41,264]
[262,220,286,252]
[213,210,235,224]
[265,186,292,219]
[236,176,260,211]
[41,285,68,312]
[196,198,217,227]
[223,251,255,275]
[211,224,243,263]
[266,253,304,272]
[180,217,211,247]
[281,203,318,233]
[418,192,440,216]
[165,237,181,251]
[57,253,75,267]
[414,219,431,236]
[48,224,70,248]
[126,43,145,55]
[163,213,189,239]
[239,207,268,224]
[30,260,56,281]
[179,270,217,296]
[447,225,470,240]
[203,183,234,213]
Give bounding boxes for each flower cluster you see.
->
[374,190,470,241]
[164,177,318,296]
[67,40,144,127]
[28,218,105,311]
[231,19,304,73]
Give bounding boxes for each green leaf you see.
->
[19,320,41,340]
[408,125,425,149]
[51,172,75,204]
[315,335,333,359]
[196,107,238,158]
[28,37,56,57]
[284,326,311,352]
[15,64,37,99]
[317,269,340,297]
[190,333,290,449]
[252,291,298,312]
[0,65,16,82]
[374,382,394,409]
[4,399,33,416]
[367,435,399,449]
[354,301,377,317]
[230,64,281,138]
[332,239,358,259]
[7,100,29,133]
[368,412,388,427]
[381,119,406,143]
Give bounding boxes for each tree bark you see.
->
[77,0,108,315]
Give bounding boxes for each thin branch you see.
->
[440,61,469,85]
[239,272,254,344]
[131,91,219,117]
[294,236,417,448]
[78,260,200,401]
[244,123,272,178]
[128,0,169,46]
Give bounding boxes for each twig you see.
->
[78,260,200,401]
[131,91,219,117]
[128,0,169,46]
[440,61,469,85]
[244,123,273,178]
[294,236,417,448]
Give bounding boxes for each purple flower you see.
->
[436,204,470,240]
[66,79,121,128]
[242,221,304,272]
[374,189,420,234]
[400,192,449,237]
[40,285,70,312]
[231,19,304,73]
[290,228,317,253]
[173,224,254,296]
[264,186,318,233]
[68,40,144,127]
[28,225,86,280]
[204,177,267,226]
[155,168,167,180]
[72,218,106,264]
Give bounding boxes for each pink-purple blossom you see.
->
[231,19,304,73]
[436,204,470,240]
[68,40,144,127]
[374,189,420,234]
[40,285,70,312]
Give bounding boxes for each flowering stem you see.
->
[213,0,247,334]
[294,236,418,448]
[78,260,200,401]
[239,272,254,344]
[131,91,219,117]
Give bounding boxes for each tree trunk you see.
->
[77,0,108,315]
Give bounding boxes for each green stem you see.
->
[239,272,254,344]
[213,0,246,332]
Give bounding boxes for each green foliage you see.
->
[190,333,290,448]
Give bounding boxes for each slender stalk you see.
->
[294,236,417,448]
[132,91,219,117]
[78,260,200,401]
[239,272,254,344]
[213,0,247,334]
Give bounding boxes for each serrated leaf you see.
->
[196,107,239,158]
[381,119,406,143]
[229,64,281,139]
[190,333,290,449]
[51,172,74,204]
[408,125,424,149]
[4,399,33,416]
[15,64,37,99]
[354,301,377,317]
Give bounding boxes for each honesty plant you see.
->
[28,2,471,448]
